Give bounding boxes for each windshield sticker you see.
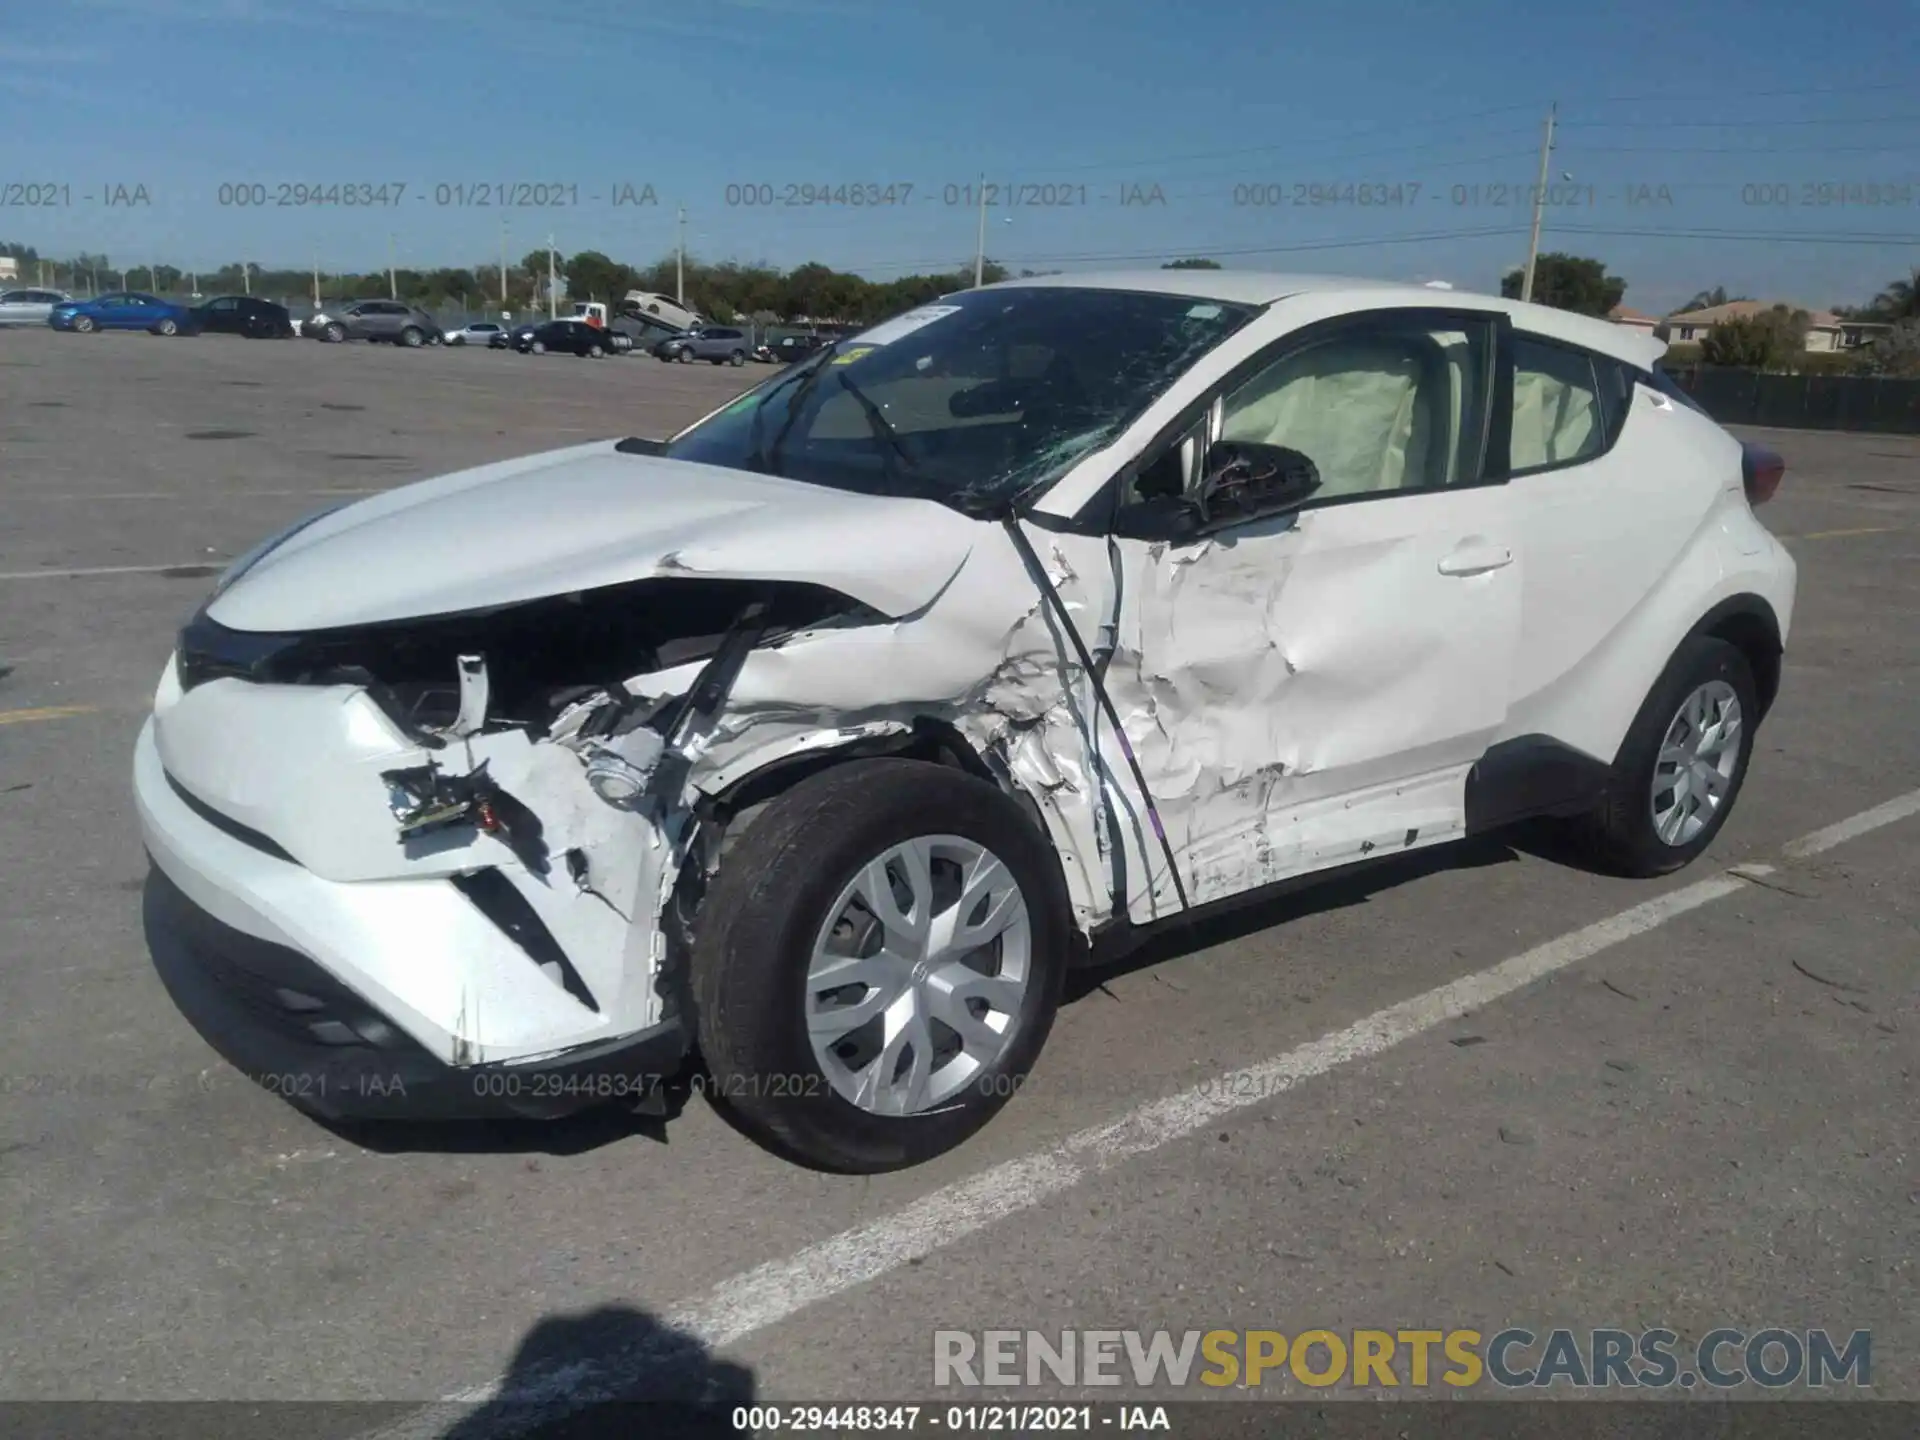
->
[831,345,877,366]
[848,304,963,348]
[1187,303,1223,319]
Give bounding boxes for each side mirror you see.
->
[1193,441,1321,529]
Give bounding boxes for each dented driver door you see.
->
[1101,308,1521,919]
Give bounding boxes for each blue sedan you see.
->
[48,291,196,335]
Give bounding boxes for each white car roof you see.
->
[981,269,1668,369]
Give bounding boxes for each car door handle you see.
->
[1437,541,1513,577]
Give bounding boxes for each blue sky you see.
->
[3,0,1917,311]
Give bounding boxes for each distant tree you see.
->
[1501,253,1627,317]
[562,250,633,304]
[1859,318,1920,375]
[1678,285,1751,312]
[1699,305,1809,369]
[1162,257,1222,269]
[1867,268,1920,321]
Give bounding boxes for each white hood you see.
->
[206,441,979,632]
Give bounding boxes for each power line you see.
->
[1554,224,1920,245]
[1563,79,1919,105]
[1562,139,1920,155]
[1560,113,1920,131]
[842,225,1530,273]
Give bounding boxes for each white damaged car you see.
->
[136,272,1796,1171]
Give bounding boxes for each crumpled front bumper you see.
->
[132,658,691,1119]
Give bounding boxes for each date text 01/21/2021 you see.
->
[731,1405,1169,1432]
[720,182,1170,207]
[211,182,660,208]
[2,183,151,207]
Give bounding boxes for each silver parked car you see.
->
[0,288,71,326]
[305,300,445,346]
[657,324,751,365]
[443,321,505,347]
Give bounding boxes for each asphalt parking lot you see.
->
[0,328,1915,1423]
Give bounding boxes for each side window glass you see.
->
[1596,358,1636,446]
[1219,315,1492,499]
[1510,336,1605,472]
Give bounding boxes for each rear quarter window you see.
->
[1645,364,1711,415]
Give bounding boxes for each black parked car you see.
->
[513,319,615,357]
[190,295,296,338]
[766,331,830,364]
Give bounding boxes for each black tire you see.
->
[400,326,424,347]
[729,349,745,366]
[1571,634,1758,877]
[323,322,346,343]
[692,759,1070,1173]
[154,317,178,336]
[677,348,694,364]
[73,315,96,333]
[531,340,546,355]
[585,344,604,358]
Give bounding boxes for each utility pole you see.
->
[547,234,557,319]
[311,254,320,309]
[1519,102,1557,304]
[675,205,686,305]
[388,234,397,300]
[499,218,509,312]
[973,171,988,288]
[241,263,250,296]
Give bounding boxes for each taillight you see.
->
[1742,443,1785,506]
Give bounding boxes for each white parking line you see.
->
[0,562,222,581]
[1782,788,1920,859]
[21,488,382,502]
[367,785,1920,1435]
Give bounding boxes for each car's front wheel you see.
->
[1573,634,1758,877]
[400,326,424,347]
[530,340,546,354]
[693,759,1069,1173]
[729,349,746,366]
[677,348,694,363]
[585,343,604,358]
[73,315,96,333]
[322,322,346,343]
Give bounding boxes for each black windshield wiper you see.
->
[833,368,919,486]
[753,341,840,473]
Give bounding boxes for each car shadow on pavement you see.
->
[1067,832,1522,1003]
[313,1079,699,1158]
[435,1303,754,1439]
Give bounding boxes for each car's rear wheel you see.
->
[1572,635,1758,877]
[693,759,1069,1173]
[73,315,96,333]
[154,317,178,336]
